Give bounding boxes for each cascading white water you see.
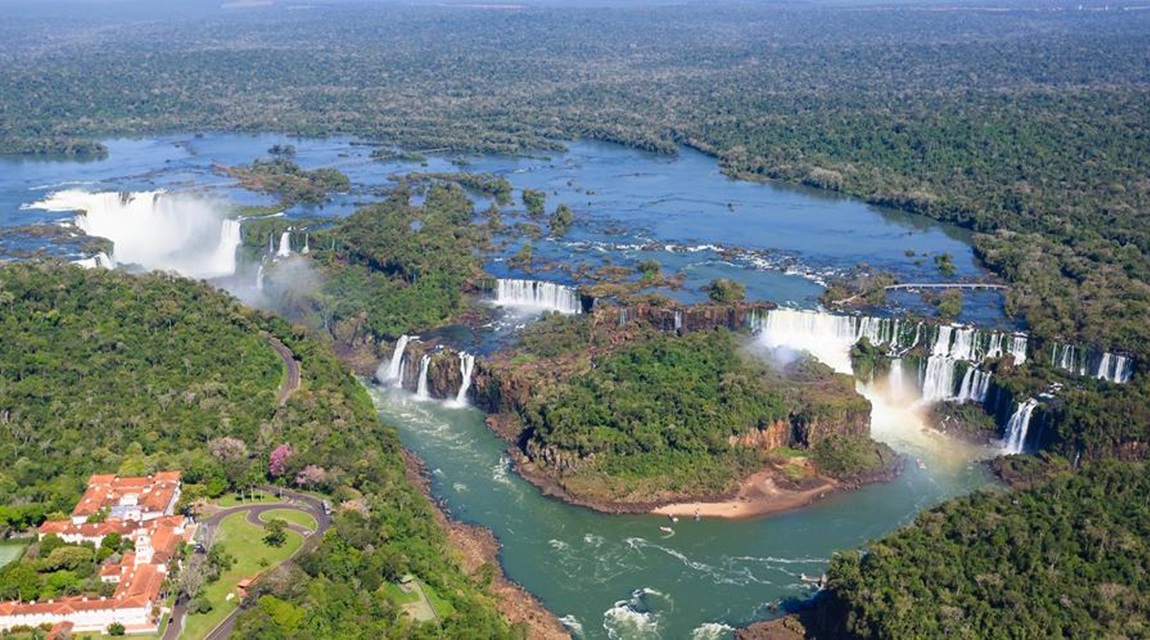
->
[302,232,310,255]
[455,352,476,405]
[30,189,242,279]
[1097,353,1133,383]
[955,367,992,404]
[277,230,292,257]
[1003,399,1039,454]
[268,232,275,255]
[919,357,958,403]
[673,310,683,332]
[759,309,1007,404]
[494,278,582,314]
[415,355,431,400]
[376,335,412,385]
[256,263,265,291]
[755,309,860,374]
[75,252,117,270]
[1051,342,1133,383]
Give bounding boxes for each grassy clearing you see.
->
[384,581,423,606]
[181,512,302,640]
[258,508,317,531]
[0,539,29,568]
[421,581,455,619]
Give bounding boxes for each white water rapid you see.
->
[30,190,242,279]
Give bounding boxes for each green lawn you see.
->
[216,490,278,507]
[383,578,455,623]
[181,512,302,640]
[0,539,28,568]
[258,508,317,532]
[384,582,423,606]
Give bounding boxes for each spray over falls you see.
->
[376,335,413,386]
[754,308,1029,457]
[30,190,242,280]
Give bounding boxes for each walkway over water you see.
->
[885,283,1009,292]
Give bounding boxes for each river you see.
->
[0,133,1004,639]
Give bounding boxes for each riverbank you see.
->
[650,469,838,520]
[509,448,883,521]
[401,449,571,640]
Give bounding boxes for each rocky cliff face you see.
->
[726,404,872,454]
[790,407,871,448]
[729,420,791,451]
[392,341,466,399]
[470,359,537,417]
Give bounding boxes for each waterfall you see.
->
[1003,399,1039,454]
[755,308,867,374]
[302,232,310,255]
[757,309,1010,403]
[494,278,582,314]
[212,218,242,274]
[30,189,242,279]
[1051,342,1133,383]
[277,230,292,257]
[268,232,275,255]
[673,310,683,332]
[256,263,265,291]
[1097,353,1133,383]
[75,252,117,270]
[415,355,431,400]
[455,352,476,405]
[919,357,958,403]
[376,335,412,385]
[955,367,992,404]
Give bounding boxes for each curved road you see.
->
[268,336,301,406]
[163,487,330,640]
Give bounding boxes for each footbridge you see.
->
[884,283,1009,292]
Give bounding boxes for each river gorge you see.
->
[0,133,1123,638]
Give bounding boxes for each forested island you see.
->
[472,314,895,513]
[2,0,1150,637]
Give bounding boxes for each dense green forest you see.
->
[815,461,1150,639]
[228,158,350,206]
[0,263,518,638]
[274,182,488,344]
[510,326,886,502]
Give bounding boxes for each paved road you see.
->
[164,488,330,640]
[268,336,301,405]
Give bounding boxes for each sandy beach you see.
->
[650,470,838,520]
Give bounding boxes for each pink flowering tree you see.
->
[295,464,331,489]
[268,443,293,478]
